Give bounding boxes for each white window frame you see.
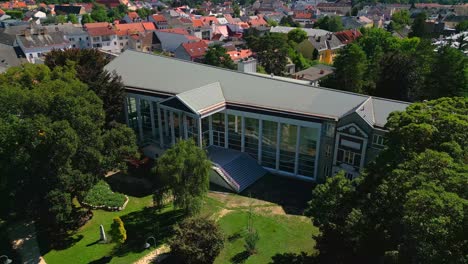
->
[372,134,384,146]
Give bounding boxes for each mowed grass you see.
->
[215,212,318,264]
[44,195,183,264]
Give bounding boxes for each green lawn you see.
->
[43,195,184,264]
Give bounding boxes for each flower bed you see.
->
[82,181,128,211]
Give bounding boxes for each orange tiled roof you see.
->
[115,22,145,36]
[248,16,267,27]
[152,14,167,22]
[227,49,253,61]
[85,22,116,36]
[334,29,362,44]
[202,16,219,25]
[294,12,313,19]
[142,22,156,30]
[127,11,139,19]
[182,41,208,58]
[158,28,189,35]
[192,18,205,27]
[0,8,4,15]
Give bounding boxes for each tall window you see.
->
[261,120,278,169]
[228,114,242,151]
[127,97,138,133]
[279,123,297,173]
[140,99,152,141]
[298,127,318,177]
[244,117,259,160]
[202,117,210,146]
[152,102,159,143]
[212,112,225,147]
[186,115,198,143]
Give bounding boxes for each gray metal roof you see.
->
[270,26,330,37]
[105,50,410,125]
[176,82,225,115]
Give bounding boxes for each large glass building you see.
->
[106,50,409,191]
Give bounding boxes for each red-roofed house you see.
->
[248,16,268,28]
[0,9,4,15]
[115,22,156,51]
[293,11,314,25]
[227,49,253,62]
[149,14,169,29]
[84,22,119,53]
[202,16,219,25]
[96,0,127,8]
[334,29,362,45]
[174,41,209,61]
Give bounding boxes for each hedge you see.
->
[83,181,126,209]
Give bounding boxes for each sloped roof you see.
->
[105,50,410,125]
[176,82,225,114]
[270,26,330,37]
[334,29,362,44]
[152,14,167,22]
[85,23,116,36]
[181,41,208,58]
[17,31,69,49]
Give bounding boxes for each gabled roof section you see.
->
[176,82,225,115]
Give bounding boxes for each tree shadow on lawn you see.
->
[112,206,185,257]
[230,250,251,264]
[269,252,317,264]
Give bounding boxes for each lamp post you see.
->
[0,255,12,264]
[144,236,156,249]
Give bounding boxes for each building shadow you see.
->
[88,256,113,264]
[240,174,316,215]
[230,250,250,264]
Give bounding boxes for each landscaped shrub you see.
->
[83,181,126,208]
[110,217,127,244]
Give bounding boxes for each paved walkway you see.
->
[8,221,46,264]
[133,244,170,264]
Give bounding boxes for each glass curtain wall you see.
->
[127,97,138,133]
[151,102,159,144]
[140,99,152,142]
[228,114,242,151]
[279,124,298,173]
[298,127,318,177]
[212,112,225,147]
[160,108,171,148]
[261,120,278,168]
[186,115,198,144]
[244,117,259,160]
[202,117,210,146]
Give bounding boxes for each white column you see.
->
[294,126,301,175]
[224,113,228,148]
[258,119,263,164]
[275,122,281,171]
[197,117,203,147]
[241,116,245,152]
[149,102,156,139]
[209,115,213,146]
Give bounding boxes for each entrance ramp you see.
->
[207,146,267,193]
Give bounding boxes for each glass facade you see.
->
[261,120,278,168]
[244,117,259,160]
[298,127,318,177]
[279,124,298,173]
[140,99,152,142]
[212,112,225,147]
[228,114,242,151]
[127,97,138,133]
[125,94,322,179]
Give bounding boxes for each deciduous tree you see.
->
[169,217,224,264]
[155,140,211,215]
